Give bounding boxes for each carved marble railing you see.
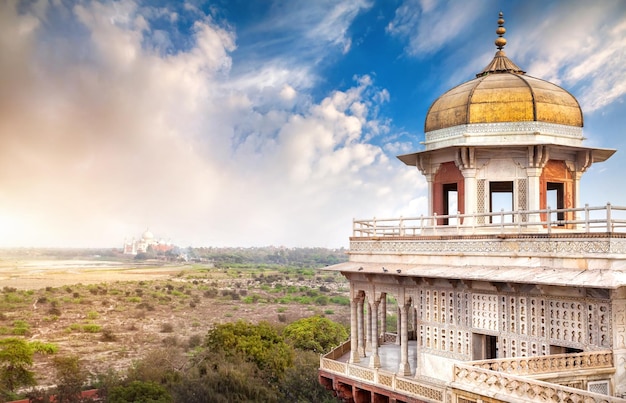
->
[470,351,613,376]
[453,363,624,403]
[324,339,351,360]
[353,204,626,238]
[383,332,398,343]
[320,347,445,402]
[321,345,620,402]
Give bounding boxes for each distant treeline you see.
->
[189,246,348,268]
[1,246,348,268]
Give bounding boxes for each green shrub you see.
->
[162,335,178,347]
[109,381,172,403]
[101,328,117,342]
[315,295,329,306]
[283,315,348,353]
[203,288,218,298]
[187,334,203,350]
[3,292,25,304]
[82,324,102,333]
[12,320,30,336]
[30,341,58,354]
[204,320,294,381]
[329,295,350,306]
[137,302,155,311]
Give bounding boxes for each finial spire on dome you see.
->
[495,11,506,50]
[476,11,525,77]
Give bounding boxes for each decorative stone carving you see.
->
[350,238,626,256]
[425,122,583,145]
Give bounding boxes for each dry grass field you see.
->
[0,258,350,389]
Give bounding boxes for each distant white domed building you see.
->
[123,229,173,255]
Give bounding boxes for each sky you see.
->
[0,0,625,249]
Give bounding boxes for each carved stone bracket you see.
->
[528,145,549,169]
[575,150,593,173]
[455,147,476,169]
[417,154,441,180]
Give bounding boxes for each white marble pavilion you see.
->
[319,12,626,403]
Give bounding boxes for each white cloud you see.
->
[305,1,372,54]
[0,0,423,248]
[386,0,490,56]
[279,85,297,101]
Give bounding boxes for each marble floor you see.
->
[334,341,418,376]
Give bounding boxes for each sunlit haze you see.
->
[1,0,625,248]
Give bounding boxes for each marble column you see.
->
[398,303,411,375]
[358,297,366,358]
[366,301,372,352]
[349,298,360,363]
[381,294,387,338]
[573,171,583,229]
[462,168,477,225]
[527,167,542,223]
[413,307,418,337]
[426,175,434,216]
[370,299,381,368]
[395,306,401,346]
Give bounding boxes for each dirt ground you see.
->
[0,259,186,290]
[0,259,350,388]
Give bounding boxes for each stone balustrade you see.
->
[453,362,623,403]
[353,204,626,238]
[320,342,445,402]
[324,340,351,360]
[321,345,622,403]
[470,351,613,376]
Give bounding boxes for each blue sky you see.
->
[0,0,625,248]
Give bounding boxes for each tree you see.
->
[204,321,293,381]
[125,347,185,385]
[108,381,172,403]
[0,338,37,395]
[0,338,56,397]
[171,351,279,403]
[278,350,338,403]
[283,315,348,353]
[52,355,86,403]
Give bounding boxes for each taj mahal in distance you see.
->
[319,11,626,403]
[122,229,174,256]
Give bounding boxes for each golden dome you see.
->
[424,12,583,133]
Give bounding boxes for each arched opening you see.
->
[433,162,464,224]
[489,181,514,223]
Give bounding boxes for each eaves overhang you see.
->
[397,143,616,167]
[323,261,626,289]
